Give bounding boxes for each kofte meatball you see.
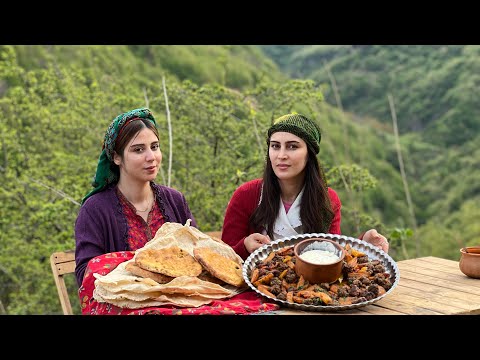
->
[270,278,282,287]
[357,255,369,264]
[373,264,386,274]
[337,287,350,298]
[284,270,298,283]
[270,284,282,295]
[349,284,361,297]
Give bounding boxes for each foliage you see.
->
[267,45,480,145]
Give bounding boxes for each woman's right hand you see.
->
[244,233,271,254]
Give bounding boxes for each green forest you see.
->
[1,45,479,315]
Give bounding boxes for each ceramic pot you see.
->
[294,238,345,284]
[459,246,480,279]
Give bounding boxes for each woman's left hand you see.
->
[362,229,389,253]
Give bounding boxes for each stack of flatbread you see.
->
[93,220,246,308]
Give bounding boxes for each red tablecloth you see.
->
[78,251,280,315]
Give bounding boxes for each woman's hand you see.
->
[362,229,389,253]
[244,233,271,254]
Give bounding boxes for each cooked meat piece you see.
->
[270,278,282,287]
[352,296,367,304]
[303,298,314,305]
[318,283,329,291]
[367,284,379,296]
[352,279,362,287]
[382,279,393,290]
[360,277,371,286]
[337,287,349,298]
[357,255,369,263]
[373,264,386,273]
[343,263,355,275]
[284,270,297,283]
[349,284,360,297]
[270,285,282,295]
[258,268,268,277]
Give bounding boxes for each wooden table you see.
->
[266,256,480,315]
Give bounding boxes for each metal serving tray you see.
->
[242,233,400,312]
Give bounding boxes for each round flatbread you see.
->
[193,247,245,287]
[135,246,203,277]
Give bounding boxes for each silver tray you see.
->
[242,233,400,312]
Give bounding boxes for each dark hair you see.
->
[249,146,334,238]
[110,119,159,178]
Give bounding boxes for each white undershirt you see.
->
[260,185,305,240]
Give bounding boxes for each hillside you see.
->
[260,45,480,145]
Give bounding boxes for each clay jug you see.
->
[459,246,480,279]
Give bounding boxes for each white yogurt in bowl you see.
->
[299,249,339,265]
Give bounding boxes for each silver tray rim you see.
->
[242,233,400,312]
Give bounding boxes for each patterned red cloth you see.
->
[78,251,280,315]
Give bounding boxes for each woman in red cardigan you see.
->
[221,113,389,260]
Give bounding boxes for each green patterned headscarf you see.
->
[82,108,157,204]
[267,113,322,154]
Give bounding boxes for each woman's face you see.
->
[113,128,162,184]
[269,131,308,182]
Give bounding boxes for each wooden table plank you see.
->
[397,267,480,294]
[402,257,461,272]
[373,297,443,315]
[416,256,462,267]
[397,260,480,284]
[394,286,475,312]
[399,277,480,305]
[268,301,405,315]
[398,269,480,297]
[384,288,466,314]
[400,257,470,280]
[267,307,367,315]
[358,304,404,315]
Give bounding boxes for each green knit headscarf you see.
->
[81,108,157,204]
[267,113,322,154]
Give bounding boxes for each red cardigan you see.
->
[221,179,342,260]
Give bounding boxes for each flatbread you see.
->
[125,261,174,284]
[193,247,245,287]
[135,246,203,277]
[152,222,184,239]
[94,286,217,308]
[155,276,232,296]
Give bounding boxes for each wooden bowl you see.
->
[459,246,480,279]
[294,238,345,284]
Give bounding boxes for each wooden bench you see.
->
[50,230,223,315]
